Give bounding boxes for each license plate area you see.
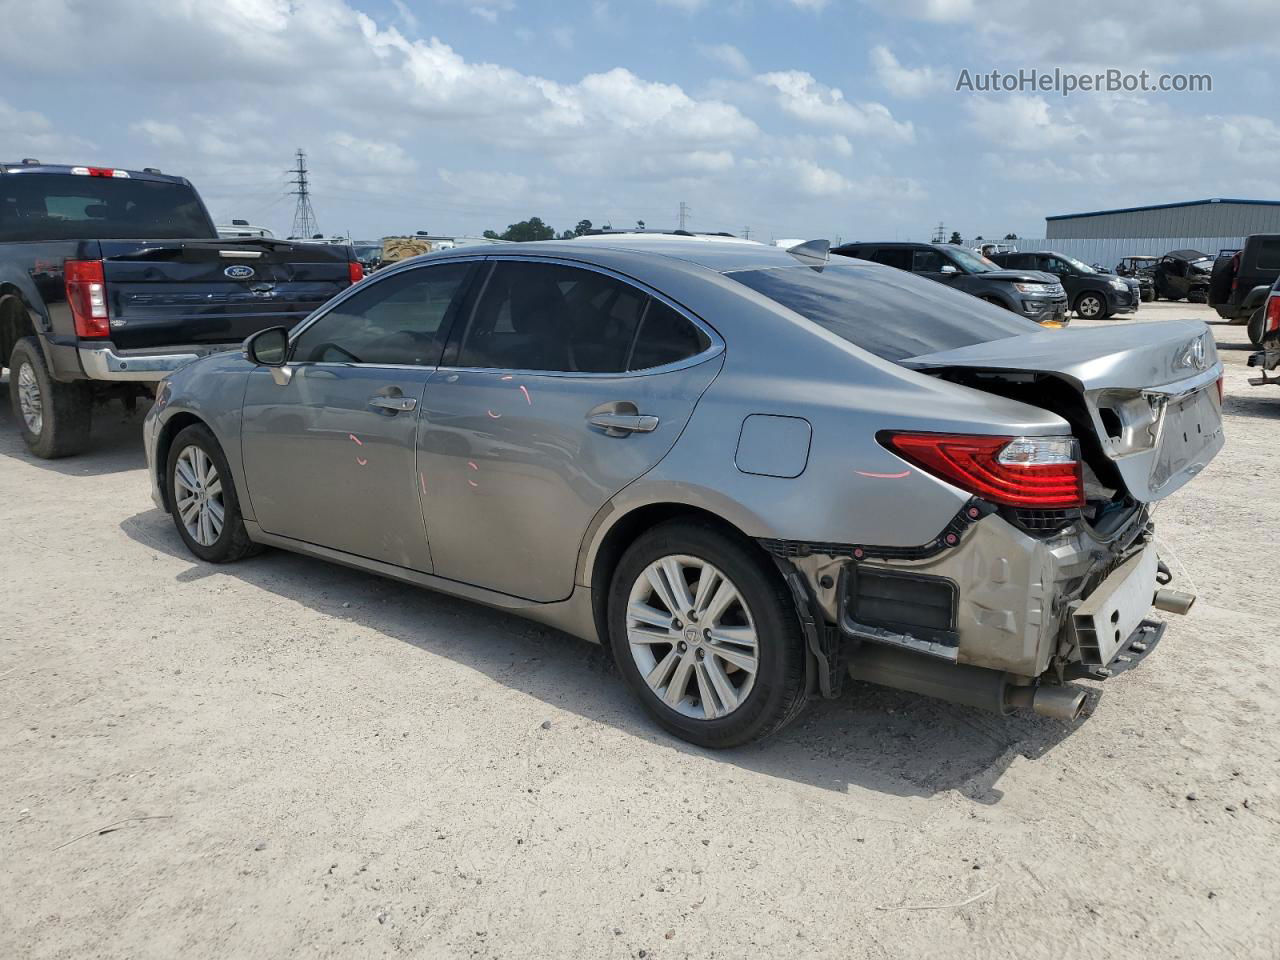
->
[1071,543,1158,667]
[1150,387,1220,492]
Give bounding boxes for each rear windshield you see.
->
[0,173,216,242]
[729,260,1040,362]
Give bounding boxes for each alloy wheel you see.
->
[173,445,225,547]
[1078,295,1102,318]
[625,554,759,720]
[16,362,42,435]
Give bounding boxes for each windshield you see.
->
[729,260,1040,363]
[0,173,215,242]
[945,246,998,273]
[1060,253,1097,274]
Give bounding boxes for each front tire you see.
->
[8,337,91,458]
[166,423,260,563]
[608,521,807,748]
[1075,292,1109,319]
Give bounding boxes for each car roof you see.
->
[423,236,808,274]
[0,161,190,185]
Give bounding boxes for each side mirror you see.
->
[939,264,959,276]
[244,326,289,367]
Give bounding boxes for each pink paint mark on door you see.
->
[519,385,532,406]
[348,434,363,446]
[356,456,368,466]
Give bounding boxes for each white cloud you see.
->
[328,132,416,174]
[0,98,94,157]
[699,42,751,75]
[131,120,186,148]
[964,95,1086,152]
[788,0,831,9]
[869,45,946,98]
[758,70,914,141]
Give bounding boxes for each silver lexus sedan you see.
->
[143,236,1223,747]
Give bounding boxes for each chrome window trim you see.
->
[439,254,724,379]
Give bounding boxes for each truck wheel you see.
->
[607,520,807,748]
[1075,292,1109,319]
[1141,288,1154,302]
[7,336,91,458]
[1248,306,1266,346]
[165,423,261,563]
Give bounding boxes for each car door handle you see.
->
[588,412,659,436]
[368,395,417,412]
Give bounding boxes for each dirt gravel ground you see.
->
[2,301,1278,959]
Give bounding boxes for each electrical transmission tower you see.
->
[742,225,751,240]
[930,221,946,243]
[288,148,318,239]
[678,201,691,231]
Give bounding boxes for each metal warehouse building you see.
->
[1045,198,1280,240]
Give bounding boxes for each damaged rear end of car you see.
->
[820,319,1224,718]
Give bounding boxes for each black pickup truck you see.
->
[1,161,362,457]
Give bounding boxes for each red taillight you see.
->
[882,432,1084,508]
[348,260,364,284]
[1266,294,1280,335]
[64,259,110,337]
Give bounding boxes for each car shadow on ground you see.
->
[0,380,149,477]
[120,506,1086,804]
[1223,391,1280,420]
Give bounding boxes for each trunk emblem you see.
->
[224,264,256,280]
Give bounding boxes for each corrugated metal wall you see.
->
[1009,237,1242,268]
[1046,202,1280,239]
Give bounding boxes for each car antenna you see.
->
[785,239,830,265]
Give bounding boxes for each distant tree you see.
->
[974,235,984,241]
[559,229,575,239]
[1003,232,1018,240]
[949,231,963,245]
[486,217,556,242]
[601,222,612,231]
[636,219,646,231]
[573,219,593,237]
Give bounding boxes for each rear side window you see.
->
[868,248,912,270]
[0,173,216,241]
[630,300,710,370]
[729,261,1039,363]
[458,261,647,372]
[1252,237,1280,271]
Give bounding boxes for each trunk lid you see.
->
[99,238,353,350]
[902,319,1224,502]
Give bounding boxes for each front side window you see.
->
[869,248,912,270]
[912,249,946,272]
[291,262,473,366]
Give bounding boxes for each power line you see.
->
[678,201,691,231]
[742,226,750,240]
[288,148,318,238]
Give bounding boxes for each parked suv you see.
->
[0,160,362,457]
[990,250,1139,320]
[1208,235,1280,344]
[832,242,1068,325]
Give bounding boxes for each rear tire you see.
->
[166,423,260,563]
[607,520,807,748]
[8,336,91,459]
[1248,306,1267,346]
[1141,287,1154,303]
[1075,291,1109,319]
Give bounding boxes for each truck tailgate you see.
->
[99,239,353,350]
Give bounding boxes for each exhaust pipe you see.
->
[1153,588,1195,615]
[847,643,1086,720]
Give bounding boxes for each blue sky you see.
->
[2,0,1275,242]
